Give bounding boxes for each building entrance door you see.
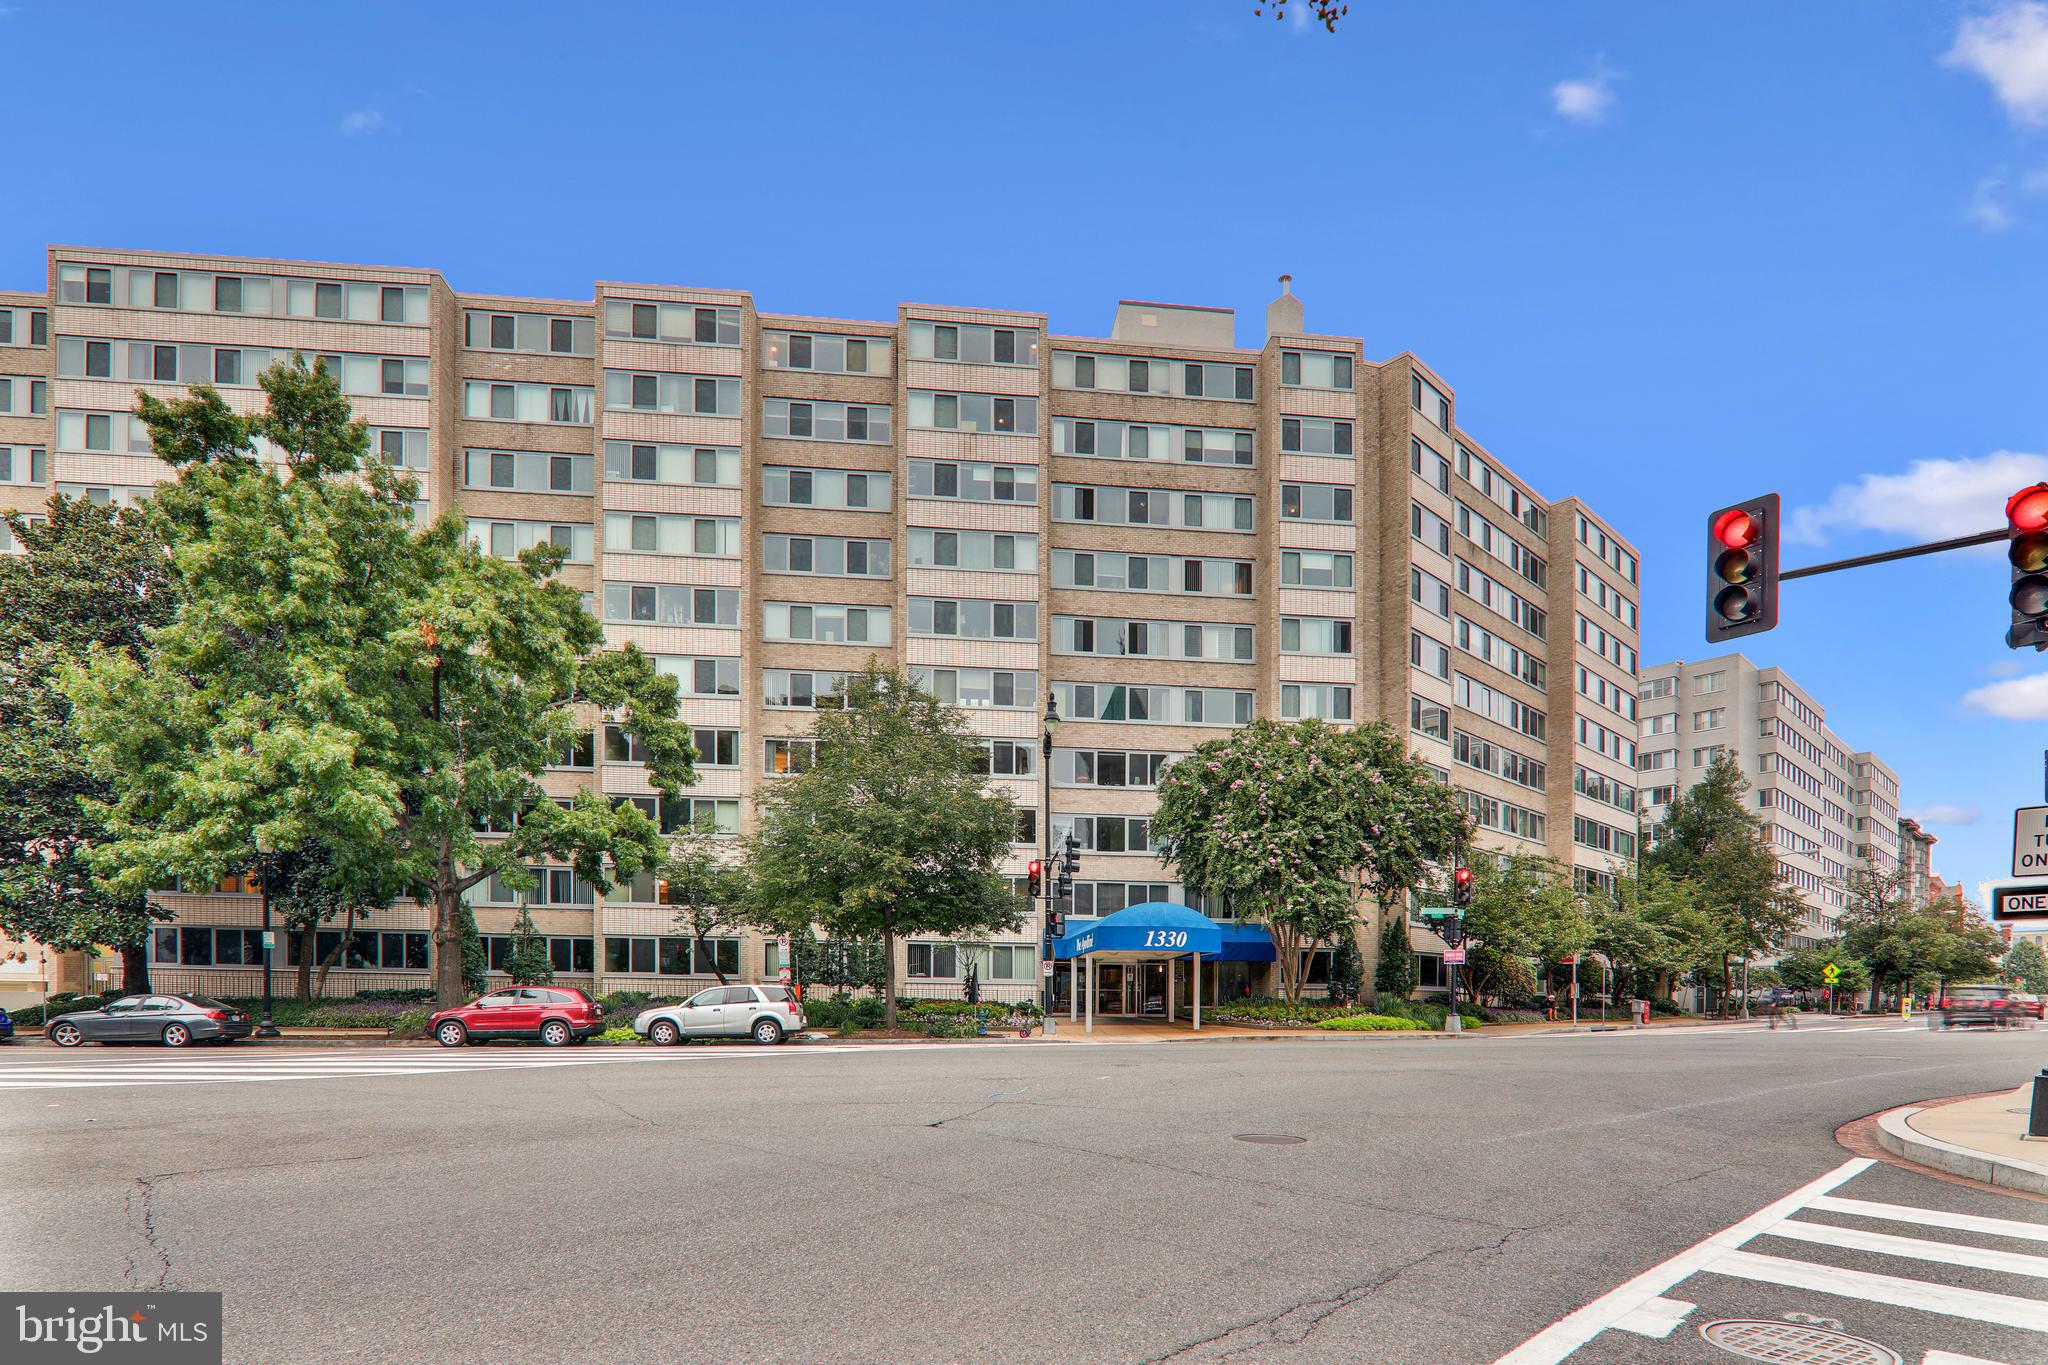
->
[1132,962,1167,1017]
[1095,963,1127,1018]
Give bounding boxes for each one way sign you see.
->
[2013,805,2048,878]
[1993,885,2048,922]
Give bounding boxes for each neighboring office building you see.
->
[0,247,1642,1008]
[1897,817,1937,907]
[1636,654,1902,951]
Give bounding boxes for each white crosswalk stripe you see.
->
[1494,1157,2048,1363]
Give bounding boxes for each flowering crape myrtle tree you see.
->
[1150,718,1468,1002]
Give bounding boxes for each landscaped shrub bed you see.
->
[1315,1014,1425,1031]
[1208,995,1484,1030]
[8,995,107,1029]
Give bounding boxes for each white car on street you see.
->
[634,984,806,1045]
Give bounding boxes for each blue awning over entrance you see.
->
[1054,902,1226,960]
[1216,923,1278,963]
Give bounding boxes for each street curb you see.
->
[1875,1102,2048,1197]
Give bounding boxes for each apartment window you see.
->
[762,465,890,510]
[1412,372,1450,428]
[86,268,111,304]
[1281,683,1352,721]
[1051,550,1252,597]
[908,528,1036,571]
[1054,682,1253,726]
[761,398,892,443]
[1409,695,1448,740]
[1055,750,1175,788]
[922,668,1037,710]
[764,602,892,645]
[605,370,740,417]
[764,670,851,709]
[907,943,961,979]
[604,442,738,487]
[1412,502,1451,556]
[1053,815,1153,854]
[1411,631,1451,680]
[907,322,1039,366]
[1282,616,1352,655]
[465,381,593,425]
[763,330,891,375]
[603,300,741,346]
[1693,708,1726,731]
[908,459,1037,502]
[651,654,741,698]
[765,738,823,775]
[1282,483,1353,523]
[605,512,740,557]
[1284,549,1354,589]
[603,584,740,627]
[1280,350,1353,390]
[909,390,1039,436]
[1695,671,1727,695]
[1280,417,1354,457]
[910,597,1038,640]
[211,276,242,313]
[763,534,891,577]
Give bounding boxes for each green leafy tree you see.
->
[1151,718,1467,1002]
[1373,911,1417,997]
[262,843,399,1001]
[1327,926,1364,1006]
[1776,942,1870,1004]
[503,904,554,985]
[2006,936,2048,994]
[792,934,888,996]
[659,819,752,985]
[458,902,487,997]
[746,664,1021,1029]
[1645,752,1803,1013]
[1837,868,1921,1007]
[60,359,694,1007]
[1590,864,1716,1004]
[0,497,177,992]
[1457,851,1588,1005]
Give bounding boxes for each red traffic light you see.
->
[1453,867,1472,889]
[1711,508,1757,550]
[2009,484,2048,533]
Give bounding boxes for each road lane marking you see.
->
[1609,1296,1694,1339]
[1490,1157,1873,1365]
[1704,1248,2048,1332]
[1805,1195,2048,1244]
[1768,1218,2048,1279]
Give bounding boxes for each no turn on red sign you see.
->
[2014,805,2048,878]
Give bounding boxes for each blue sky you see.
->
[5,0,2047,899]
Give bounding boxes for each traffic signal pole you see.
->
[1776,526,2006,581]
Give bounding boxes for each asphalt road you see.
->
[1,1022,2044,1364]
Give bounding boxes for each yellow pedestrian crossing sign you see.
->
[1821,962,1840,984]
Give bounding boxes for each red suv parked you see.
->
[429,987,605,1048]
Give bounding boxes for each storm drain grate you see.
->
[1699,1319,1900,1365]
[1232,1133,1307,1145]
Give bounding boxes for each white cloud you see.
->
[1788,449,2048,545]
[338,108,389,137]
[1964,672,2048,719]
[1969,173,2018,230]
[1552,64,1618,124]
[1945,2,2048,125]
[1904,803,1983,826]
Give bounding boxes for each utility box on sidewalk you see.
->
[1632,999,1650,1028]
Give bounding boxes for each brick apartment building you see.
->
[0,247,1643,1009]
[1635,654,1903,950]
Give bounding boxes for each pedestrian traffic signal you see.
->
[1027,860,1043,898]
[1048,912,1064,939]
[2008,483,2048,650]
[1453,866,1473,907]
[1704,494,1779,642]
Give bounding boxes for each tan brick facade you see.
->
[3,247,1643,1005]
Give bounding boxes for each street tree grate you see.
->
[1699,1319,1901,1365]
[1232,1133,1307,1145]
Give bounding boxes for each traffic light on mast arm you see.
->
[1704,494,1779,642]
[2007,483,2048,650]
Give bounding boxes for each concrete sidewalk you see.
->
[1876,1085,2048,1196]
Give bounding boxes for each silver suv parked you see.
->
[634,984,807,1045]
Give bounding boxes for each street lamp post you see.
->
[253,833,279,1038]
[1041,691,1059,1036]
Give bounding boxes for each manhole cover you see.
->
[1700,1318,1900,1364]
[1232,1133,1307,1145]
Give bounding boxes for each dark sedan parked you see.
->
[46,994,255,1048]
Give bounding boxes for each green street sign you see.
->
[1418,907,1456,921]
[1821,962,1840,984]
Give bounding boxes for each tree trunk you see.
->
[881,915,897,1031]
[312,903,356,998]
[699,929,726,985]
[432,883,465,1008]
[1718,954,1733,1017]
[119,942,150,996]
[295,924,315,1002]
